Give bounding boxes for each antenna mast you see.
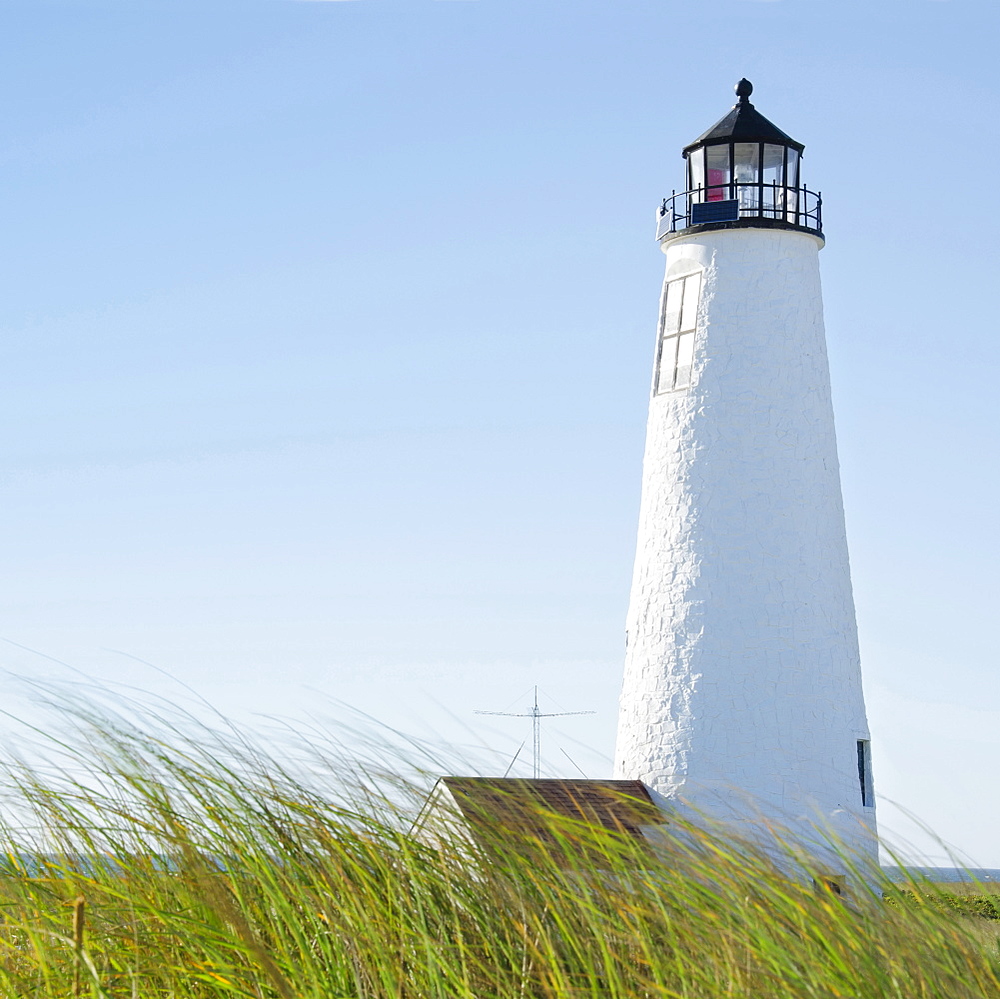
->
[476,686,595,779]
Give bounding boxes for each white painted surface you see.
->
[614,226,877,863]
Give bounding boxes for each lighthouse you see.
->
[614,81,877,864]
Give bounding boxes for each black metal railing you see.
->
[655,183,822,239]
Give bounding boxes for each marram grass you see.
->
[0,694,995,998]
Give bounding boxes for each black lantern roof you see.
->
[682,79,804,156]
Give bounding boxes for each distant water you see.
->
[882,867,1000,883]
[4,857,999,885]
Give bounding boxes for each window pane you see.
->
[687,148,705,200]
[674,334,693,389]
[706,145,729,202]
[676,331,694,369]
[680,274,700,332]
[656,336,677,393]
[662,279,683,334]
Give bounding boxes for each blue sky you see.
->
[1,0,998,864]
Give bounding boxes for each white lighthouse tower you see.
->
[614,80,877,865]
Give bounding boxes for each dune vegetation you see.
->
[0,691,995,999]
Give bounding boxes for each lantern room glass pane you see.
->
[785,148,801,223]
[688,147,705,201]
[762,144,784,218]
[786,148,800,188]
[734,143,759,182]
[706,145,729,202]
[734,143,759,211]
[762,144,784,184]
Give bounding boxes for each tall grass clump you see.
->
[0,689,996,998]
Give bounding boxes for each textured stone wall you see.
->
[614,227,876,861]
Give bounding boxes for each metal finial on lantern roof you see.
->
[735,78,754,104]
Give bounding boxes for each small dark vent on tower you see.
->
[857,740,873,807]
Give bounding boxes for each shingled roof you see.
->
[412,777,663,857]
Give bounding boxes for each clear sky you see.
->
[1,0,998,865]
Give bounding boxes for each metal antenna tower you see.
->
[476,686,595,779]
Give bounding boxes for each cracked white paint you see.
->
[614,226,877,862]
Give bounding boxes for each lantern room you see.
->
[657,80,822,238]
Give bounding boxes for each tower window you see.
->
[857,740,874,808]
[655,272,701,394]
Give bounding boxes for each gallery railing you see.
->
[655,184,822,239]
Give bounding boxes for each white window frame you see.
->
[655,270,701,394]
